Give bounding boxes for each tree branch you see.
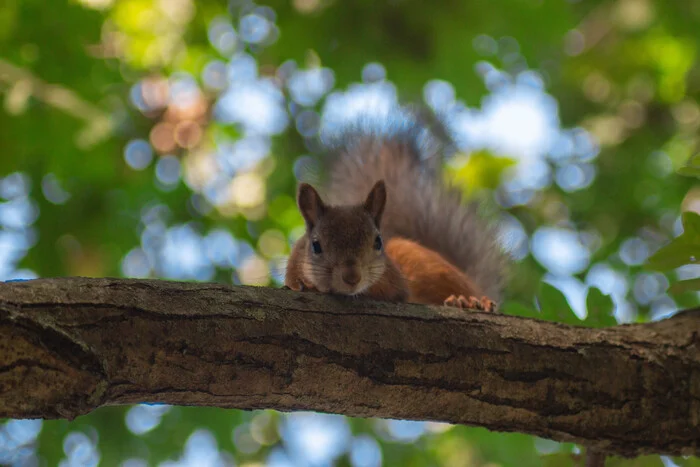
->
[1,278,698,457]
[585,449,607,467]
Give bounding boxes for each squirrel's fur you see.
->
[318,119,507,301]
[285,114,508,309]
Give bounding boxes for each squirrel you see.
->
[284,119,507,311]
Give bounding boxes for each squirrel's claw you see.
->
[444,294,468,309]
[476,296,496,312]
[444,294,496,312]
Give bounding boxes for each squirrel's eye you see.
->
[311,240,322,254]
[374,235,383,251]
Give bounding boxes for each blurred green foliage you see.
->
[2,0,700,465]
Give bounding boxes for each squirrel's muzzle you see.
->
[341,268,361,287]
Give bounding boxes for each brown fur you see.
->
[384,237,481,305]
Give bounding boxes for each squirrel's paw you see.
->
[444,295,496,312]
[443,294,469,309]
[281,281,309,292]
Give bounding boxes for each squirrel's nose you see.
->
[342,269,361,286]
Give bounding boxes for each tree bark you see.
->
[0,278,698,457]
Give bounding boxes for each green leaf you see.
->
[36,419,70,465]
[449,426,542,467]
[537,283,581,325]
[500,300,539,319]
[669,277,700,294]
[670,456,700,467]
[448,150,517,193]
[647,239,700,270]
[583,287,617,327]
[540,452,575,467]
[606,454,665,466]
[681,211,700,239]
[677,165,700,179]
[646,214,700,271]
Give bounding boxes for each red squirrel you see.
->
[284,125,506,311]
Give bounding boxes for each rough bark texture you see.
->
[0,277,699,457]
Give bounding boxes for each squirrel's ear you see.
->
[364,180,386,227]
[297,183,325,229]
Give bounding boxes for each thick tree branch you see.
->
[0,278,698,457]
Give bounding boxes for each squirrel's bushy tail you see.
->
[319,118,507,300]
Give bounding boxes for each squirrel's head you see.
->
[296,180,387,295]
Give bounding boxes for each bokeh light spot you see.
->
[125,139,154,170]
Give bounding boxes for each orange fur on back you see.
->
[385,237,480,305]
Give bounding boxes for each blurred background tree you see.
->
[1,0,699,465]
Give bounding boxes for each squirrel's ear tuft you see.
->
[297,183,325,229]
[364,180,386,227]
